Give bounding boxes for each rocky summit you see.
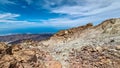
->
[0,18,120,68]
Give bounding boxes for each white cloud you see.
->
[0,0,120,30]
[0,13,20,20]
[0,0,15,5]
[37,0,120,28]
[41,8,120,28]
[0,13,49,30]
[0,13,36,27]
[51,0,120,16]
[25,0,33,5]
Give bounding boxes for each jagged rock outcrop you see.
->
[0,43,62,68]
[0,42,7,54]
[0,18,120,68]
[95,18,120,34]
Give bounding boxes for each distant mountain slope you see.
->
[0,34,53,44]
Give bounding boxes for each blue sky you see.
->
[0,0,120,35]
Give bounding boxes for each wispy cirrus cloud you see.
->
[0,13,34,24]
[41,9,120,28]
[38,0,120,27]
[51,0,120,16]
[0,13,36,29]
[25,0,33,5]
[1,0,120,27]
[0,13,20,20]
[0,13,29,24]
[0,13,51,30]
[0,0,15,5]
[0,0,120,35]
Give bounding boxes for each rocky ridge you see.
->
[0,18,120,68]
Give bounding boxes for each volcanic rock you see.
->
[0,18,120,68]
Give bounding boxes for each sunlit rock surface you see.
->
[0,18,120,68]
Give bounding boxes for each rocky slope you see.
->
[0,18,120,68]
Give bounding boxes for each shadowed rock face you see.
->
[0,18,120,68]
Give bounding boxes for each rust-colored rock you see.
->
[0,42,7,54]
[45,61,62,68]
[0,43,61,68]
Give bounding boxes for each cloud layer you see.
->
[0,0,120,34]
[1,0,120,26]
[40,0,120,27]
[0,0,15,5]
